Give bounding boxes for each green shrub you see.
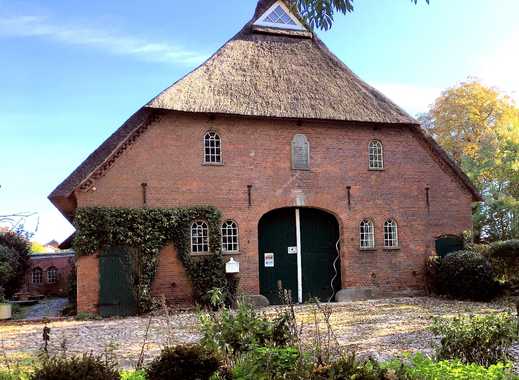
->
[232,347,308,380]
[120,371,146,380]
[424,256,441,295]
[199,302,292,359]
[488,240,519,258]
[438,250,499,300]
[146,344,220,380]
[431,313,518,367]
[312,354,403,380]
[385,353,518,380]
[30,354,120,380]
[0,232,31,298]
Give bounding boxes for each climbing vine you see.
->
[73,206,226,312]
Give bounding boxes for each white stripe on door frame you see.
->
[295,208,303,303]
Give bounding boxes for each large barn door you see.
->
[258,208,298,304]
[258,208,340,305]
[300,208,341,302]
[99,246,137,317]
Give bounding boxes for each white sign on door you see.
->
[264,253,274,267]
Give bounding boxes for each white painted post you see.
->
[295,208,303,303]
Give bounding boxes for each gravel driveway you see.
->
[0,297,516,369]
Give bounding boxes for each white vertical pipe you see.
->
[295,208,303,303]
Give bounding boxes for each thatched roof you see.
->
[49,0,482,215]
[146,1,415,124]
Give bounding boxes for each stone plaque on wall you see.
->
[291,134,310,170]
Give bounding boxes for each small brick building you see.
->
[49,0,480,314]
[24,253,75,297]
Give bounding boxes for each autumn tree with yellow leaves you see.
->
[420,80,519,241]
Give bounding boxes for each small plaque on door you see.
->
[264,253,274,267]
[288,246,297,254]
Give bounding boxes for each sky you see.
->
[1,0,518,245]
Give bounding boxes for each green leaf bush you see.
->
[232,347,308,380]
[312,354,401,380]
[0,232,31,298]
[384,353,518,380]
[431,313,518,367]
[484,240,519,292]
[199,302,293,360]
[437,250,499,301]
[30,354,120,380]
[145,344,220,380]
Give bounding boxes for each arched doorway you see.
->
[258,208,341,304]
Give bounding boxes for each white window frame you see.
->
[32,267,43,284]
[384,219,399,249]
[369,140,384,170]
[221,220,240,253]
[191,221,209,253]
[47,267,58,284]
[360,219,375,249]
[203,131,222,164]
[253,1,307,31]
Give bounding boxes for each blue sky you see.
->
[1,0,518,244]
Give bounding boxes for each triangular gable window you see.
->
[254,1,307,31]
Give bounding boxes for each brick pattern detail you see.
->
[75,113,474,311]
[79,115,160,192]
[151,244,193,306]
[77,255,100,314]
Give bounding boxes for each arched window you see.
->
[369,140,384,170]
[191,221,209,253]
[32,267,43,284]
[221,220,239,252]
[204,131,222,164]
[384,219,399,248]
[360,220,375,249]
[47,267,58,284]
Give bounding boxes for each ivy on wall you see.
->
[73,206,226,312]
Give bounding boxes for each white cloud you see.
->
[0,14,207,65]
[374,83,442,117]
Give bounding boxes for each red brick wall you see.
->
[151,244,193,306]
[77,255,99,314]
[26,254,74,297]
[74,112,474,312]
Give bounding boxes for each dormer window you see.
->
[254,1,307,31]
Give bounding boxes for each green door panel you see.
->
[300,208,341,302]
[435,235,463,258]
[99,246,138,317]
[258,208,298,304]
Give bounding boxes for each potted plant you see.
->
[0,286,12,320]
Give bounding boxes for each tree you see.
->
[294,0,429,30]
[420,80,519,241]
[0,231,31,298]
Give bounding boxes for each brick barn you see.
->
[49,0,480,315]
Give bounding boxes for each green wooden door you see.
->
[435,235,463,258]
[99,246,137,317]
[258,208,341,304]
[300,208,341,302]
[258,208,298,304]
